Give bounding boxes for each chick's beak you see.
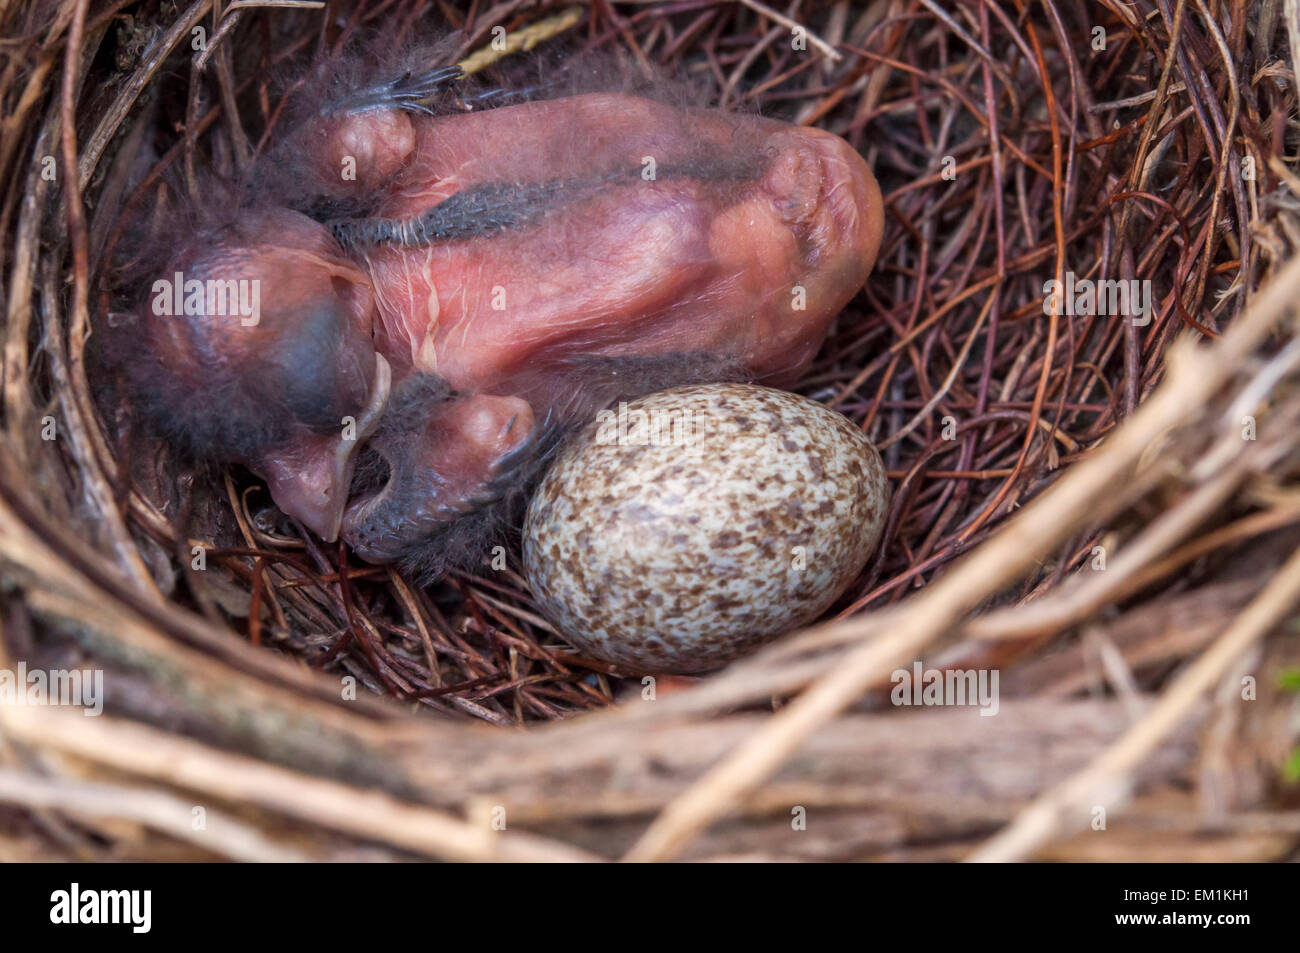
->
[260,353,392,541]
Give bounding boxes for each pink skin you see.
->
[355,94,882,390]
[139,214,386,542]
[150,93,884,563]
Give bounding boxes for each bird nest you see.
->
[1,0,1299,862]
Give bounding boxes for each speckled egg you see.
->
[522,383,889,673]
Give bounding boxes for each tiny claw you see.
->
[324,63,466,116]
[453,81,555,111]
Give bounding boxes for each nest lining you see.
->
[0,0,1297,862]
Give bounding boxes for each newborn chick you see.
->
[126,60,884,577]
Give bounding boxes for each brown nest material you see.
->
[1,0,1299,862]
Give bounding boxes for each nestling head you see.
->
[128,207,390,541]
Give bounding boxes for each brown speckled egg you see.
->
[522,383,889,673]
